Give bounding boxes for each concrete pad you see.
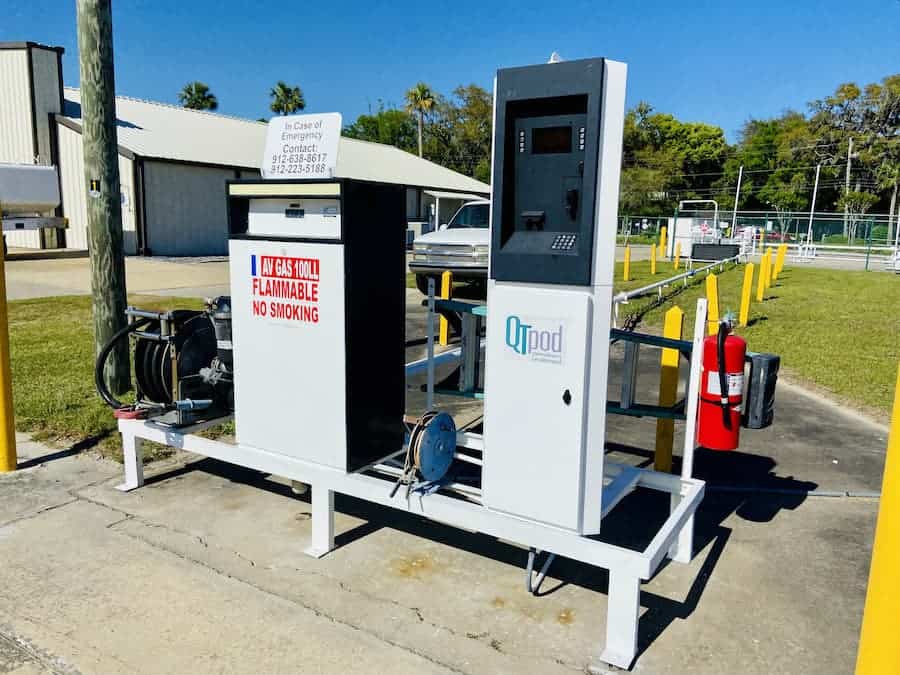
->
[0,497,459,674]
[68,449,876,674]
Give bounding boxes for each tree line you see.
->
[176,72,899,241]
[343,82,493,184]
[177,80,306,117]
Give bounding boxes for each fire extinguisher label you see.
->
[707,372,744,397]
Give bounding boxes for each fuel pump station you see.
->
[104,58,718,670]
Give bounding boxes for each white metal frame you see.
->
[113,298,709,670]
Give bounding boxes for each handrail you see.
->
[612,255,740,305]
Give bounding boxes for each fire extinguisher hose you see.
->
[717,321,732,431]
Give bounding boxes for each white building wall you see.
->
[57,122,136,253]
[143,161,238,256]
[0,49,34,165]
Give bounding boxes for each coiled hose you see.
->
[95,319,150,410]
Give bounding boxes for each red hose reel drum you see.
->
[698,323,747,451]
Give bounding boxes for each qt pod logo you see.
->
[505,315,564,364]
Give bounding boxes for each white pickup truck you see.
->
[409,200,490,295]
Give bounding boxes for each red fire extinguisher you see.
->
[698,320,747,451]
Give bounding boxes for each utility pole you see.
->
[731,165,743,235]
[843,137,854,238]
[76,0,130,395]
[806,163,821,254]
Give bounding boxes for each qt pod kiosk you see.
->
[483,58,626,535]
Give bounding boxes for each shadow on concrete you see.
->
[16,431,112,469]
[142,439,816,670]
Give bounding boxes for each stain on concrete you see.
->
[390,553,435,579]
[556,608,575,626]
[490,596,506,609]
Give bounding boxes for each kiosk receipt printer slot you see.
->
[483,58,627,535]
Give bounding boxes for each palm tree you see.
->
[177,81,218,111]
[269,81,306,116]
[405,82,435,157]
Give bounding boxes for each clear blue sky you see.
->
[4,0,898,141]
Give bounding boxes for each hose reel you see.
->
[95,298,234,425]
[391,411,457,498]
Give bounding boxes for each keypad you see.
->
[550,233,577,251]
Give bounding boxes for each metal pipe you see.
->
[426,277,435,411]
[806,164,821,252]
[612,255,740,306]
[731,166,743,233]
[404,345,465,377]
[453,452,483,466]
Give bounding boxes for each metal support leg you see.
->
[599,568,641,670]
[669,298,706,564]
[305,485,334,559]
[525,548,556,595]
[669,489,695,563]
[115,432,144,492]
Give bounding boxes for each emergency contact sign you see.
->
[250,254,320,323]
[261,113,341,179]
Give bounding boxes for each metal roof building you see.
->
[0,41,489,255]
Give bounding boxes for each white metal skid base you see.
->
[115,417,704,671]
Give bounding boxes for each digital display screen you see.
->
[531,126,572,154]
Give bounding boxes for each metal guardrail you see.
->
[611,255,740,327]
[613,255,740,305]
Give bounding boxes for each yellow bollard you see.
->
[705,273,720,335]
[760,251,771,290]
[739,263,754,328]
[659,225,667,259]
[856,363,900,674]
[756,254,766,302]
[0,212,16,473]
[650,242,657,275]
[774,243,787,279]
[673,241,681,270]
[654,306,684,473]
[438,270,452,346]
[623,246,631,282]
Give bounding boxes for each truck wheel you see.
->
[415,274,440,296]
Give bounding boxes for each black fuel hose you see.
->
[717,321,732,430]
[95,319,150,410]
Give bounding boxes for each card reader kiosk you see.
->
[483,58,627,535]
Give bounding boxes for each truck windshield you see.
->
[448,204,490,229]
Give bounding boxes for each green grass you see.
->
[616,234,658,246]
[9,294,205,460]
[613,260,900,418]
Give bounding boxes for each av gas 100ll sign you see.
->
[249,254,320,323]
[261,113,342,179]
